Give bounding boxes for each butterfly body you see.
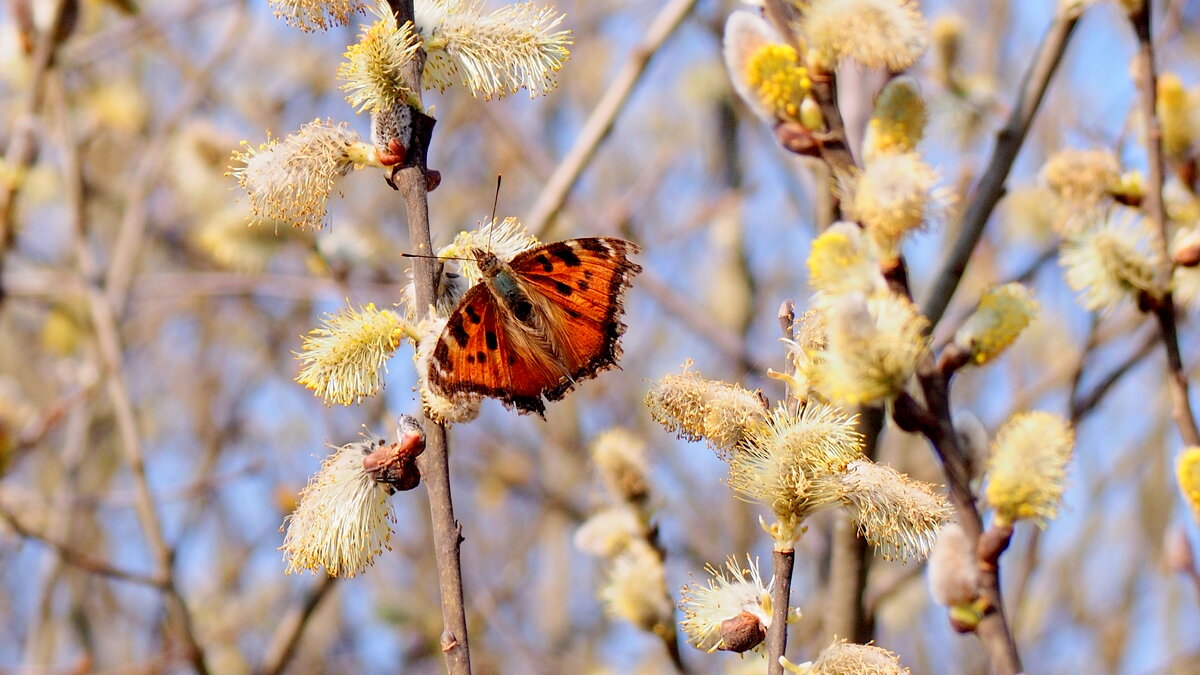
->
[428,237,642,416]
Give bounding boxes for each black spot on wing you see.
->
[476,350,486,362]
[433,339,451,370]
[545,241,582,267]
[553,280,573,295]
[465,305,482,324]
[579,238,610,253]
[485,331,499,350]
[447,313,469,348]
[577,280,589,292]
[534,254,553,272]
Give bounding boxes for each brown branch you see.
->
[826,407,883,643]
[50,72,210,674]
[525,0,699,237]
[916,360,1023,674]
[0,0,77,309]
[258,575,339,675]
[762,0,857,181]
[386,2,471,673]
[0,504,166,589]
[1129,2,1200,446]
[921,12,1079,326]
[766,548,795,675]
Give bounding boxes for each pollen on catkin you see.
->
[806,222,884,304]
[599,540,674,634]
[838,459,952,561]
[723,11,799,124]
[280,440,396,577]
[1177,447,1200,523]
[440,217,539,285]
[339,1,422,113]
[1059,210,1167,313]
[229,119,374,230]
[802,0,928,73]
[985,411,1075,527]
[679,555,777,653]
[814,292,929,407]
[269,0,366,32]
[1040,148,1120,210]
[645,362,767,457]
[590,428,651,505]
[417,0,572,101]
[848,153,941,256]
[727,402,862,546]
[809,639,910,675]
[864,76,927,161]
[953,283,1039,365]
[295,303,414,406]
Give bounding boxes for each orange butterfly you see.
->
[427,237,641,416]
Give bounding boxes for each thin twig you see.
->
[921,11,1079,326]
[0,504,166,589]
[386,1,471,672]
[526,0,699,237]
[53,74,210,674]
[1130,1,1200,446]
[766,548,795,675]
[258,576,339,675]
[915,361,1022,675]
[825,408,883,643]
[0,0,76,309]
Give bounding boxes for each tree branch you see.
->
[386,1,471,673]
[921,12,1079,325]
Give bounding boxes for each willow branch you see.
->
[915,362,1022,675]
[258,576,339,675]
[921,11,1079,325]
[51,73,209,674]
[0,504,165,588]
[766,548,795,675]
[1130,2,1200,446]
[386,1,471,672]
[526,0,698,237]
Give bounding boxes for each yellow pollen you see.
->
[744,44,811,121]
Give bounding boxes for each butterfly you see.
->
[426,237,642,416]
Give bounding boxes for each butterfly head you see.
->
[471,248,503,278]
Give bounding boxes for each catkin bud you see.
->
[927,523,980,607]
[985,412,1075,526]
[864,76,927,160]
[953,283,1038,365]
[591,428,651,504]
[645,363,766,456]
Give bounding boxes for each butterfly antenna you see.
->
[488,174,501,253]
[401,253,473,262]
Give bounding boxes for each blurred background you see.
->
[2,0,1200,673]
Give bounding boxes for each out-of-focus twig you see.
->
[0,502,165,589]
[526,0,699,237]
[1130,2,1200,447]
[922,12,1079,326]
[258,575,339,675]
[54,74,211,675]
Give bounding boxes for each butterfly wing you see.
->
[428,283,568,415]
[507,237,642,401]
